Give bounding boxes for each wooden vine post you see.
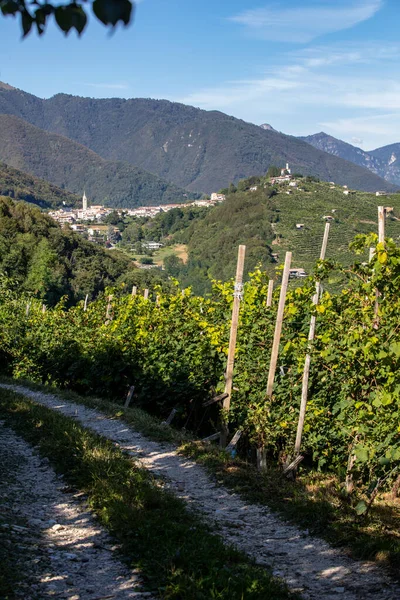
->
[84,294,89,312]
[221,245,246,447]
[143,289,149,300]
[256,253,291,470]
[378,205,385,243]
[105,295,113,321]
[131,286,137,297]
[294,223,330,457]
[374,206,385,329]
[266,252,292,397]
[266,279,274,307]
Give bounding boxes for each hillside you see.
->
[0,162,80,209]
[159,178,400,293]
[0,196,173,305]
[301,132,400,187]
[0,114,197,208]
[0,83,395,194]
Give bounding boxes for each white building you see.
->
[142,241,164,251]
[210,193,226,202]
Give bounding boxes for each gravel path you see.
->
[0,418,153,600]
[1,383,399,600]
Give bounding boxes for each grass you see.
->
[152,244,188,266]
[2,376,400,582]
[116,243,188,268]
[0,387,297,600]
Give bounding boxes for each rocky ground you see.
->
[1,383,400,600]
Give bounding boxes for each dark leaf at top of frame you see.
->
[92,0,133,27]
[55,3,87,35]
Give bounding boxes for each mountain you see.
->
[0,83,395,194]
[301,132,400,188]
[0,115,196,208]
[0,162,80,209]
[369,143,400,185]
[260,123,278,132]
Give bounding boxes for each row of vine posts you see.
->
[30,205,392,479]
[220,206,390,474]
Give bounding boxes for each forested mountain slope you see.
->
[0,83,395,194]
[0,114,197,208]
[0,162,80,209]
[0,196,141,305]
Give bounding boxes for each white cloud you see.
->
[179,42,400,148]
[229,0,384,43]
[320,114,400,150]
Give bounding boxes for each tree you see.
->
[267,166,280,177]
[0,0,135,37]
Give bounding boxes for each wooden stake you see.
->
[223,245,246,414]
[374,207,386,328]
[84,294,88,311]
[378,205,385,244]
[283,454,304,475]
[42,304,46,314]
[369,247,375,262]
[143,289,149,300]
[226,429,242,452]
[124,385,135,409]
[294,224,330,456]
[162,408,177,426]
[266,252,292,397]
[202,432,221,443]
[221,245,246,447]
[106,295,113,321]
[266,279,274,307]
[25,302,31,317]
[257,447,267,470]
[131,285,137,297]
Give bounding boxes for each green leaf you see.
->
[355,500,368,515]
[355,446,369,462]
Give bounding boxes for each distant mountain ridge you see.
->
[300,132,400,187]
[0,83,395,194]
[0,114,196,208]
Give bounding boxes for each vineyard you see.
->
[1,230,400,509]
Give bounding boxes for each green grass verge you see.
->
[0,387,296,600]
[2,377,400,580]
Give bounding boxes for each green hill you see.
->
[157,178,400,293]
[0,114,197,208]
[0,162,80,209]
[0,196,173,305]
[0,83,395,194]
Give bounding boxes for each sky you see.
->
[1,0,399,150]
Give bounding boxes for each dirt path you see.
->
[1,383,399,600]
[0,418,152,599]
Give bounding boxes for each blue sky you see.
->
[1,0,399,149]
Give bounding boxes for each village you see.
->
[48,191,225,246]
